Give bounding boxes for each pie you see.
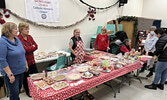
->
[91,66,98,70]
[30,73,44,80]
[67,73,81,81]
[47,71,57,77]
[76,67,88,72]
[53,75,66,81]
[51,81,69,90]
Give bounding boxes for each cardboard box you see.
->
[0,85,6,98]
[107,20,114,24]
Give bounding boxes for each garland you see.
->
[118,16,138,36]
[7,9,89,29]
[79,0,119,10]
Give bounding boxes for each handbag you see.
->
[154,43,167,61]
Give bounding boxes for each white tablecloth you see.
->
[35,51,70,63]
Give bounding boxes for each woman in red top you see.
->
[93,27,109,52]
[18,22,38,97]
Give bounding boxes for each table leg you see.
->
[133,69,148,83]
[103,82,116,98]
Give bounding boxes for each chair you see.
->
[46,54,66,71]
[119,24,123,31]
[96,26,103,36]
[90,26,103,49]
[107,24,116,35]
[67,48,72,65]
[91,26,103,39]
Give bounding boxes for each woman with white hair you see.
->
[140,26,158,77]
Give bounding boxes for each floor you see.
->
[1,71,167,100]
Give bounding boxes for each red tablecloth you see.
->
[140,56,153,63]
[84,50,107,61]
[28,61,142,100]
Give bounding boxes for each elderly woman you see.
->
[17,22,38,97]
[140,26,158,77]
[0,22,28,100]
[145,28,167,90]
[69,28,85,64]
[93,27,109,52]
[116,39,132,55]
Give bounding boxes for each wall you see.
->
[1,0,143,53]
[142,0,167,27]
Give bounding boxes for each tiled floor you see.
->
[1,71,167,100]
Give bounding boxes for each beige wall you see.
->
[0,0,143,53]
[142,0,167,27]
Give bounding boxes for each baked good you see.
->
[51,81,69,90]
[57,68,69,74]
[81,72,93,78]
[76,67,88,72]
[34,80,49,89]
[30,73,44,80]
[90,70,100,76]
[43,77,54,84]
[47,71,57,77]
[67,73,81,81]
[53,75,66,81]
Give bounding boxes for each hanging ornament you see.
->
[0,8,10,24]
[3,9,10,18]
[87,7,96,21]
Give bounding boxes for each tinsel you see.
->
[7,9,89,29]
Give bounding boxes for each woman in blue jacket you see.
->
[0,22,28,100]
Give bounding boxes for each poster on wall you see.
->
[25,0,59,22]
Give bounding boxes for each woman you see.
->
[18,22,38,97]
[116,39,131,55]
[0,22,28,100]
[145,28,167,90]
[69,28,85,64]
[93,27,109,52]
[140,27,158,77]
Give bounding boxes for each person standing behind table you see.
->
[69,28,85,64]
[140,26,158,77]
[0,22,28,100]
[93,27,109,52]
[145,28,167,90]
[18,22,38,97]
[116,39,132,55]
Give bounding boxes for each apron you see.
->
[73,41,85,64]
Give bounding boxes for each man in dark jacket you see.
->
[145,28,167,90]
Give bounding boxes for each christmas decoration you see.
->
[118,16,138,36]
[88,7,96,21]
[3,9,10,18]
[0,8,10,24]
[7,9,89,29]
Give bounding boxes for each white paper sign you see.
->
[25,0,59,22]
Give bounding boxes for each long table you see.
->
[28,61,142,100]
[35,51,70,64]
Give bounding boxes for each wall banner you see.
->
[25,0,59,22]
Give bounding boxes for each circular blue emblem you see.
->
[41,14,47,19]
